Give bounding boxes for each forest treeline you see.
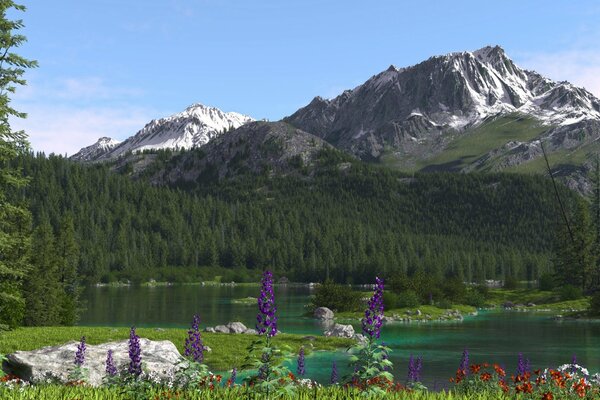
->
[8,152,578,285]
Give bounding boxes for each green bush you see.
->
[589,291,600,316]
[396,290,420,308]
[437,299,453,309]
[311,280,362,312]
[503,276,518,290]
[464,288,486,307]
[538,273,556,291]
[383,291,399,309]
[558,284,583,301]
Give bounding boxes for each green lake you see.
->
[80,285,600,388]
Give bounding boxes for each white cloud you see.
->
[10,76,156,156]
[516,50,600,98]
[10,105,154,156]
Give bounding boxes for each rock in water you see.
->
[2,338,183,386]
[314,307,334,320]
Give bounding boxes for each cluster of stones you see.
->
[203,321,258,335]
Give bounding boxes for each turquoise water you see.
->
[80,285,600,388]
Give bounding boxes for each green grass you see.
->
[335,304,476,321]
[486,289,590,313]
[381,114,549,172]
[506,141,600,174]
[230,297,257,305]
[0,327,354,372]
[0,385,504,400]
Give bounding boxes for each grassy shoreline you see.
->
[0,327,354,372]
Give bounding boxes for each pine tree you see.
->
[24,217,61,326]
[55,214,80,325]
[0,1,37,329]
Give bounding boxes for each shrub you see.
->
[382,291,398,309]
[464,288,486,308]
[396,290,420,308]
[503,276,518,290]
[589,291,600,316]
[310,280,362,312]
[558,284,583,301]
[538,273,556,291]
[437,299,453,309]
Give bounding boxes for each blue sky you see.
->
[10,0,600,155]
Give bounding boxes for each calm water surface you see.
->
[80,285,600,388]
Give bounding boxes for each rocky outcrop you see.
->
[203,321,257,335]
[2,339,183,386]
[314,307,334,320]
[323,323,366,344]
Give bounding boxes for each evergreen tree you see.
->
[554,199,595,291]
[55,214,80,325]
[0,1,36,329]
[24,217,61,325]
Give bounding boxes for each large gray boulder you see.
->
[214,325,230,333]
[226,322,247,334]
[314,307,334,320]
[2,338,183,387]
[324,323,355,338]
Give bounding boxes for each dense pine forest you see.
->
[8,152,579,285]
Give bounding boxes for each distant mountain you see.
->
[71,103,254,161]
[70,137,121,162]
[147,121,337,185]
[285,45,600,192]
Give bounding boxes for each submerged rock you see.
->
[2,339,183,387]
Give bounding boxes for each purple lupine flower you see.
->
[296,346,305,376]
[330,361,338,384]
[516,353,529,376]
[128,326,142,376]
[459,348,469,374]
[407,355,422,382]
[362,277,384,339]
[228,367,237,387]
[256,270,277,337]
[415,356,422,382]
[74,336,86,367]
[571,354,578,374]
[407,354,415,382]
[184,314,204,363]
[105,350,117,376]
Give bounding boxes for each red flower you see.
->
[541,392,553,400]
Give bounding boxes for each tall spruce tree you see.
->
[0,1,36,329]
[24,217,61,326]
[55,214,80,325]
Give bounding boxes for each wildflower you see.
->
[227,368,236,387]
[330,361,338,384]
[459,348,469,375]
[541,392,553,400]
[516,353,530,376]
[296,346,305,377]
[407,355,423,383]
[74,336,86,367]
[105,349,117,376]
[362,277,384,339]
[256,270,277,337]
[128,326,142,376]
[184,314,204,363]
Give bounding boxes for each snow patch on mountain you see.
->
[70,137,121,162]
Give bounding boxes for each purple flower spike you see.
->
[184,314,204,363]
[128,326,142,376]
[362,277,385,339]
[74,336,86,367]
[256,270,277,337]
[229,367,237,387]
[459,348,469,374]
[331,361,338,384]
[297,346,306,377]
[105,349,117,376]
[516,353,529,376]
[408,354,423,382]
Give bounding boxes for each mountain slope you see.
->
[285,45,600,190]
[69,137,121,162]
[147,121,338,185]
[71,104,254,161]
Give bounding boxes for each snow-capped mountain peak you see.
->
[71,103,254,161]
[70,137,121,162]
